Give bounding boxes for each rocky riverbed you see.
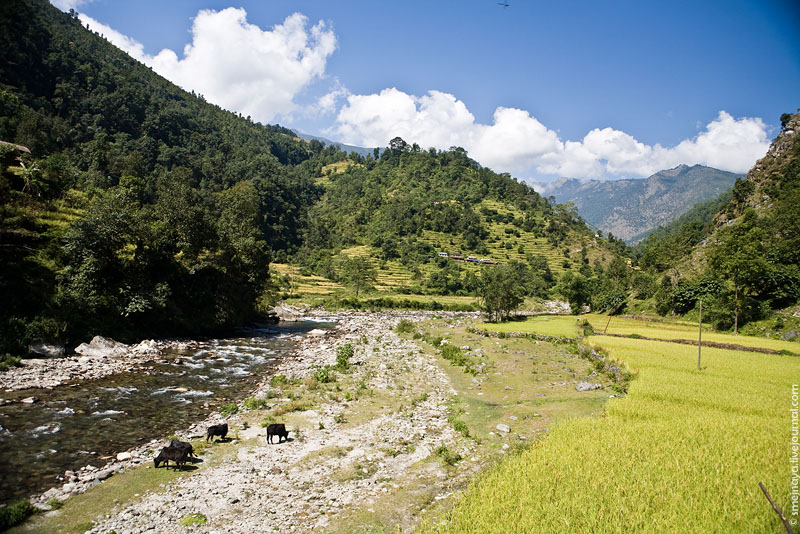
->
[24,311,485,534]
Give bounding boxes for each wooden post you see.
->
[697,300,702,371]
[604,315,612,334]
[759,482,795,534]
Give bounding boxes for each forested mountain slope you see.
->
[0,0,627,354]
[637,111,800,331]
[535,164,740,243]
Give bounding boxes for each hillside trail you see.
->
[86,312,480,534]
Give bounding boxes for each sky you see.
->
[51,0,800,182]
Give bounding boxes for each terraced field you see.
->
[421,320,799,533]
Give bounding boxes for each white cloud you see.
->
[78,9,336,124]
[331,88,770,179]
[50,0,94,11]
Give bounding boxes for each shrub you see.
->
[0,354,22,372]
[313,365,335,383]
[0,499,34,529]
[179,513,207,527]
[435,444,462,466]
[396,319,415,334]
[335,343,354,371]
[243,396,269,410]
[220,403,238,417]
[269,374,288,387]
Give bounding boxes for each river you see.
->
[0,320,331,505]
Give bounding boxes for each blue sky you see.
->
[54,0,800,181]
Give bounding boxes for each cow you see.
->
[266,423,288,444]
[206,423,228,443]
[154,445,188,469]
[169,439,197,458]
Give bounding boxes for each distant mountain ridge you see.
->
[293,131,376,158]
[534,164,741,243]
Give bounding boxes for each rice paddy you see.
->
[419,318,799,533]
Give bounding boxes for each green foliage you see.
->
[335,343,355,371]
[269,374,289,387]
[313,365,335,384]
[435,444,462,466]
[220,403,238,417]
[179,513,207,527]
[479,265,525,321]
[555,272,591,314]
[0,353,22,372]
[0,499,34,529]
[243,396,269,410]
[395,318,416,334]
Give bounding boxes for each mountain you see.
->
[0,0,628,353]
[534,165,741,243]
[293,131,377,158]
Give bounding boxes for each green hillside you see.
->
[0,0,628,352]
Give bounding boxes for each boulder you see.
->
[271,303,307,322]
[21,396,37,404]
[576,382,603,392]
[496,424,511,433]
[130,339,161,356]
[782,331,799,341]
[29,342,65,358]
[116,452,132,462]
[74,336,128,358]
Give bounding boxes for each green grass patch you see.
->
[179,512,207,527]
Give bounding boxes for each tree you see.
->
[478,265,524,322]
[556,272,591,315]
[338,256,377,298]
[707,210,770,333]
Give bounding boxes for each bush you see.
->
[179,513,207,527]
[313,365,335,383]
[243,396,269,410]
[0,499,34,529]
[220,403,238,417]
[435,444,462,466]
[395,319,415,334]
[269,374,289,387]
[0,353,22,372]
[335,343,354,371]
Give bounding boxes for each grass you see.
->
[478,315,583,338]
[418,334,798,533]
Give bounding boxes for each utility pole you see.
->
[697,300,703,371]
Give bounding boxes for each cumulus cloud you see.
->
[332,89,770,179]
[77,9,336,124]
[50,0,93,11]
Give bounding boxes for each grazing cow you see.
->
[266,423,288,444]
[206,423,228,443]
[154,446,188,469]
[169,439,197,458]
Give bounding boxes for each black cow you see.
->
[154,446,188,469]
[169,439,196,458]
[266,423,288,444]
[206,423,228,442]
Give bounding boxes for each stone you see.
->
[74,336,128,358]
[576,382,603,392]
[269,466,282,475]
[30,342,65,358]
[116,452,133,462]
[308,329,327,337]
[95,468,114,481]
[21,396,37,404]
[782,331,799,341]
[496,424,511,433]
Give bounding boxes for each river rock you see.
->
[308,329,327,337]
[271,302,307,322]
[496,424,510,433]
[29,342,65,358]
[576,382,603,392]
[75,336,128,358]
[130,340,161,356]
[21,396,37,404]
[116,452,132,462]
